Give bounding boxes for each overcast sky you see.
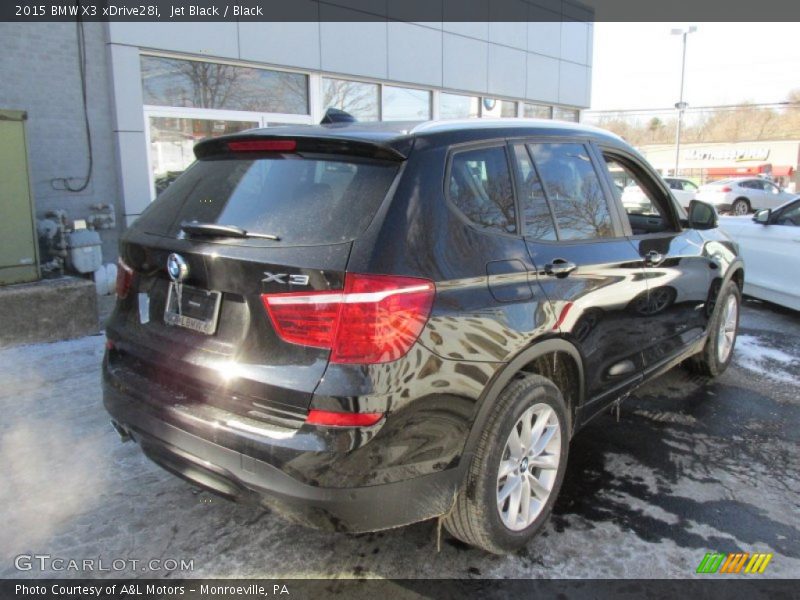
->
[590,23,800,111]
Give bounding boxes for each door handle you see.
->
[544,259,577,277]
[643,250,663,266]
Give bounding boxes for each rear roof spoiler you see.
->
[195,132,409,162]
[320,107,357,124]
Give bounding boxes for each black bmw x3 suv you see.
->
[104,118,744,553]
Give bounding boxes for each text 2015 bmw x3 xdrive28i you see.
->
[104,118,744,554]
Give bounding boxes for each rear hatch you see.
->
[107,133,404,428]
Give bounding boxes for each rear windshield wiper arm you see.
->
[181,222,280,241]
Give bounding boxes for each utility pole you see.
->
[671,26,697,177]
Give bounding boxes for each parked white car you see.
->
[663,177,699,210]
[696,177,795,216]
[718,197,800,311]
[621,177,698,214]
[621,183,651,214]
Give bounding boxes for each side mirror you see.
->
[753,208,772,224]
[688,199,718,230]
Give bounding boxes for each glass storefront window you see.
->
[524,103,552,119]
[553,107,580,122]
[382,85,431,121]
[148,116,257,194]
[481,98,517,118]
[322,78,380,121]
[141,56,308,115]
[439,93,480,119]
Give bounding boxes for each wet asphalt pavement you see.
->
[0,299,798,579]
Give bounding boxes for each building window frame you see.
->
[552,106,581,122]
[139,50,583,198]
[143,106,313,197]
[140,52,312,115]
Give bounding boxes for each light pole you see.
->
[671,26,697,177]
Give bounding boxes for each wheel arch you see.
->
[715,258,745,302]
[460,338,585,467]
[728,263,745,292]
[703,258,744,328]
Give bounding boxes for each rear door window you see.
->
[448,145,516,234]
[134,156,400,245]
[527,143,615,240]
[764,181,781,194]
[511,144,556,240]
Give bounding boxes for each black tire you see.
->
[686,280,741,377]
[731,198,750,215]
[443,374,569,554]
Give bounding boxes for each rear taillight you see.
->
[115,258,133,299]
[720,186,732,192]
[261,273,435,364]
[227,139,296,152]
[306,409,383,427]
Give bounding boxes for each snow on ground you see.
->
[1,304,799,579]
[734,334,800,385]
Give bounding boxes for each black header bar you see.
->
[3,0,800,22]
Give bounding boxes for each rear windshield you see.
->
[135,156,400,245]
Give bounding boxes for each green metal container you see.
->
[0,110,39,285]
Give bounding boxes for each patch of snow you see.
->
[734,334,800,384]
[632,409,698,426]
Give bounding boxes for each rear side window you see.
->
[527,143,614,241]
[135,156,400,245]
[448,146,516,234]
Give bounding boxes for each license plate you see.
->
[164,283,222,335]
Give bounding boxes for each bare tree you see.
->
[647,117,663,142]
[143,57,307,115]
[587,90,800,144]
[322,79,378,119]
[548,175,613,238]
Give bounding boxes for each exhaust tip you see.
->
[111,420,132,443]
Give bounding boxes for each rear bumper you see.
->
[103,360,461,533]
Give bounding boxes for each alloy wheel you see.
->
[496,403,562,531]
[733,201,749,215]
[717,294,738,363]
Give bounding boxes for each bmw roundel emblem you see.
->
[167,253,189,282]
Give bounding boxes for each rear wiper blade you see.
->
[181,222,280,241]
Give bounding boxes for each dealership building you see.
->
[0,10,594,285]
